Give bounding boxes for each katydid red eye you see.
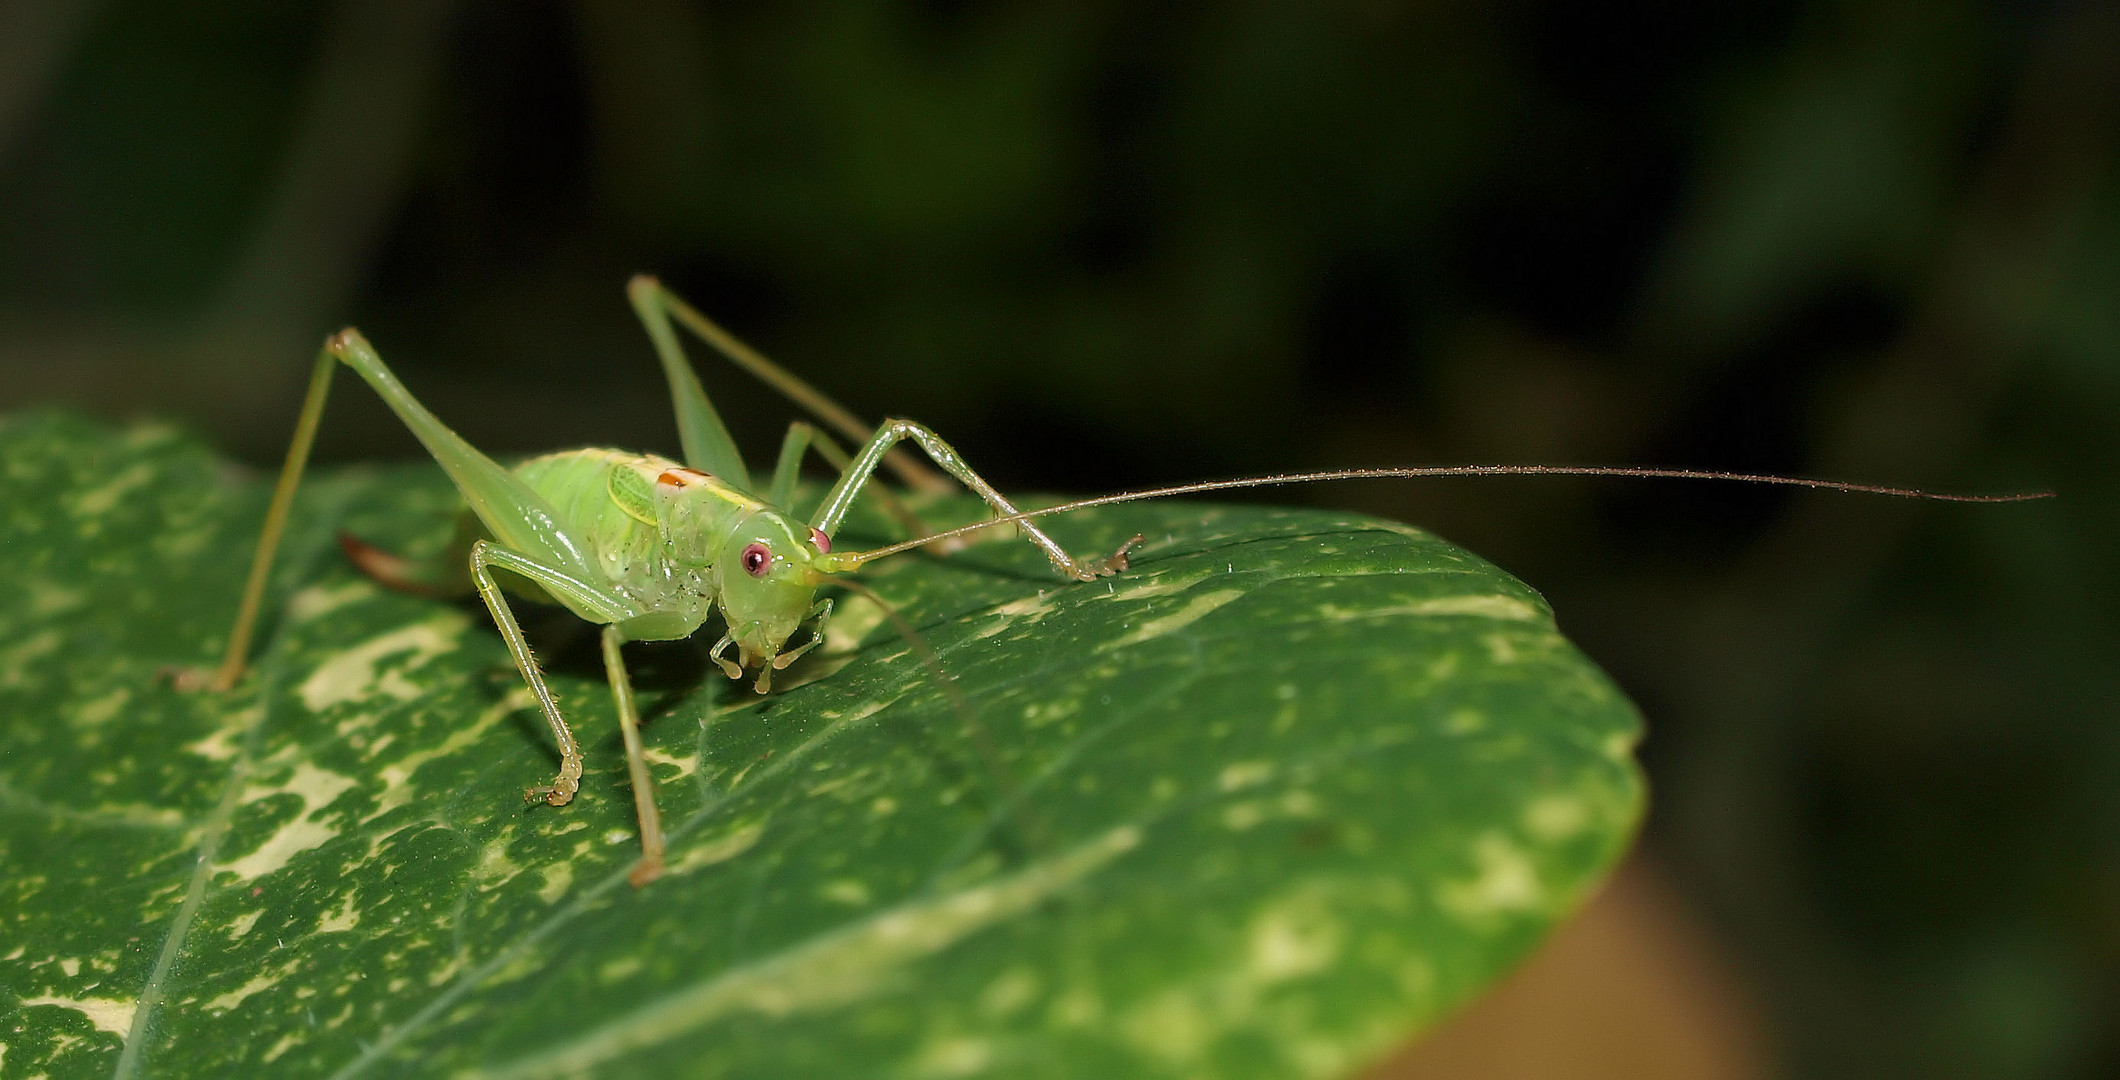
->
[808,527,830,554]
[741,543,771,576]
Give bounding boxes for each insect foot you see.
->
[161,665,219,692]
[1103,534,1145,575]
[708,632,744,680]
[628,855,663,888]
[1057,534,1145,580]
[525,757,583,807]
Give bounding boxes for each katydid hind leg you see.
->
[206,330,605,689]
[324,330,599,583]
[602,626,667,887]
[202,347,337,692]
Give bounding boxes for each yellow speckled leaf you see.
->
[0,413,1642,1079]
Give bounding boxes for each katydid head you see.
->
[714,510,837,681]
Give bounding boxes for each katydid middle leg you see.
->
[601,625,667,887]
[631,275,968,546]
[627,275,949,496]
[768,422,816,511]
[468,543,619,806]
[466,540,641,809]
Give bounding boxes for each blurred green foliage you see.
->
[0,1,2114,1077]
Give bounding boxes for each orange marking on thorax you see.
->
[657,467,712,488]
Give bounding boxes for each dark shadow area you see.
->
[2,1,2113,1076]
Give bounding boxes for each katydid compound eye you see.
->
[741,543,771,577]
[808,527,831,554]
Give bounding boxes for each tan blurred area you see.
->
[1370,856,1765,1080]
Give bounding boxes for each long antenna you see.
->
[837,465,2057,568]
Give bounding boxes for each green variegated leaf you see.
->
[1,413,1641,1079]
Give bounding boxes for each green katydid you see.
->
[200,274,2051,887]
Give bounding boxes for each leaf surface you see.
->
[0,414,1642,1079]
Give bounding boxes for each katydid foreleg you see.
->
[811,418,1138,580]
[769,420,933,544]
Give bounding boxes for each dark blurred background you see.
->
[2,2,2114,1076]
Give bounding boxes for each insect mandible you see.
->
[197,274,2051,887]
